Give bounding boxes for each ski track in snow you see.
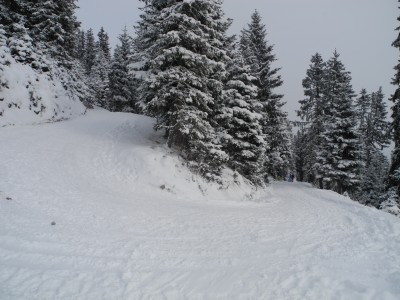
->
[1,110,400,300]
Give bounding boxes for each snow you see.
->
[0,46,86,127]
[1,109,400,299]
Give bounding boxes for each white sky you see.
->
[76,0,398,120]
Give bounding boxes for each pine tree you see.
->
[97,27,111,60]
[88,43,110,108]
[55,0,80,58]
[218,43,265,185]
[293,128,308,182]
[355,89,371,134]
[388,0,400,210]
[7,22,37,65]
[369,87,390,150]
[84,28,96,75]
[355,88,390,205]
[27,0,80,62]
[363,87,390,174]
[86,28,111,108]
[131,0,168,112]
[140,0,231,181]
[108,27,134,112]
[132,0,164,67]
[240,11,291,180]
[360,151,390,207]
[297,53,327,186]
[380,188,400,216]
[318,51,362,195]
[74,30,86,63]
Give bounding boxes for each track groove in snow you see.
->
[1,109,400,299]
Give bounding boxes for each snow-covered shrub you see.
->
[380,188,400,217]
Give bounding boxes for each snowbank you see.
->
[0,45,86,127]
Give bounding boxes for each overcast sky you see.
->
[76,0,398,120]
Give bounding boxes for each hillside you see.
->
[0,37,86,127]
[0,110,400,300]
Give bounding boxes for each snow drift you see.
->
[0,110,399,300]
[0,41,86,127]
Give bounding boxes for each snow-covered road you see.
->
[1,110,400,299]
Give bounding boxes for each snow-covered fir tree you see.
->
[380,188,400,216]
[240,10,291,180]
[218,42,266,186]
[292,127,308,182]
[388,1,400,209]
[317,51,362,195]
[74,30,86,63]
[368,88,390,150]
[297,53,326,187]
[108,27,135,112]
[78,27,112,108]
[362,88,390,166]
[26,0,80,65]
[130,0,169,112]
[88,43,110,108]
[7,22,37,65]
[355,89,371,135]
[97,27,111,60]
[354,88,390,206]
[84,28,96,75]
[359,151,390,207]
[140,0,231,181]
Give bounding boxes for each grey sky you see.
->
[76,0,398,121]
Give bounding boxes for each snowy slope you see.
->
[0,109,400,300]
[0,45,86,127]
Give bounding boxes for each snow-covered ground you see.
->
[0,44,86,127]
[1,109,400,300]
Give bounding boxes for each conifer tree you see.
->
[355,89,371,134]
[140,0,231,181]
[218,43,266,185]
[293,128,308,182]
[368,88,390,151]
[380,188,400,216]
[97,27,111,60]
[387,0,400,212]
[354,88,390,205]
[108,27,134,112]
[55,0,80,58]
[88,44,110,108]
[240,11,291,180]
[317,51,362,195]
[27,0,80,62]
[7,23,37,65]
[360,151,390,207]
[74,30,86,63]
[84,28,96,75]
[297,53,326,186]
